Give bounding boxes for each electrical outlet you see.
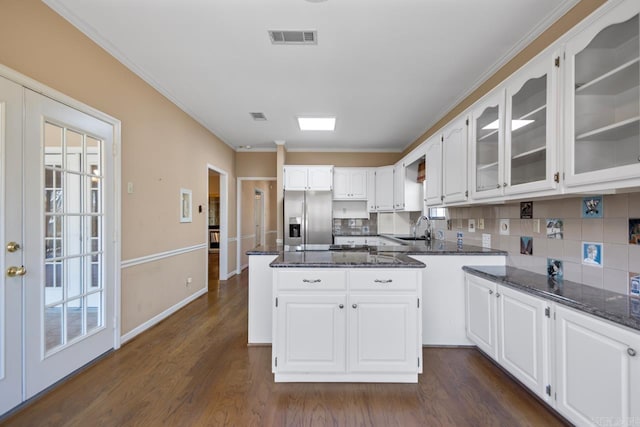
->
[127,182,134,194]
[478,218,484,230]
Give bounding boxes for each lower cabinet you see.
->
[554,305,640,426]
[465,273,640,425]
[465,274,550,401]
[273,268,422,382]
[348,294,418,373]
[275,294,346,373]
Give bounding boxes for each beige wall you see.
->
[236,151,277,178]
[286,151,401,167]
[402,0,607,156]
[0,0,237,335]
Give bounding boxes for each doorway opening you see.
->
[208,169,220,291]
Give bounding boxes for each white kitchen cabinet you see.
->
[563,0,640,189]
[394,158,424,212]
[554,305,640,426]
[442,115,469,204]
[366,168,376,212]
[496,285,550,401]
[504,51,560,195]
[424,135,442,207]
[283,165,333,191]
[273,268,422,382]
[465,274,498,359]
[393,162,405,210]
[374,166,394,211]
[333,168,367,200]
[274,293,347,373]
[348,294,418,373]
[470,90,506,200]
[466,274,551,400]
[414,255,505,346]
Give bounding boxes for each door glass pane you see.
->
[66,257,83,299]
[475,105,500,191]
[573,14,640,174]
[45,304,63,352]
[65,129,82,173]
[86,292,103,333]
[510,75,547,186]
[66,298,84,342]
[43,122,105,355]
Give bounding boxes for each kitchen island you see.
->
[269,249,425,382]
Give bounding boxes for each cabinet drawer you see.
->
[277,270,347,291]
[349,270,417,291]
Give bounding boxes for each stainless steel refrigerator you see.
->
[284,190,333,250]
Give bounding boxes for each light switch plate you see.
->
[533,219,540,233]
[478,218,485,229]
[482,233,491,248]
[468,219,476,232]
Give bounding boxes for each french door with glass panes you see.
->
[0,79,116,414]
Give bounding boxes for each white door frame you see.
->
[207,164,228,279]
[236,177,276,274]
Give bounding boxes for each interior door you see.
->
[0,75,24,415]
[23,89,115,398]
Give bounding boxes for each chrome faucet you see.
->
[414,214,432,241]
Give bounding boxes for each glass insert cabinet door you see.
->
[503,52,558,195]
[564,1,640,186]
[471,90,505,199]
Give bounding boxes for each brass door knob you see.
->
[6,242,20,252]
[7,266,26,277]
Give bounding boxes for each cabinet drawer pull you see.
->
[339,304,344,309]
[629,348,637,357]
[352,304,358,309]
[302,279,321,284]
[374,279,393,284]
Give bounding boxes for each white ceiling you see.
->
[44,0,578,152]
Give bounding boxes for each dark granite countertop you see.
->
[247,241,505,256]
[270,250,425,268]
[463,265,640,332]
[333,232,379,237]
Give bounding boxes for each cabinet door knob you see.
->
[629,348,637,357]
[496,293,501,298]
[503,182,508,187]
[352,304,358,309]
[489,289,494,295]
[496,184,501,189]
[339,304,344,309]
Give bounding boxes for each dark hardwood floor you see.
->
[4,269,567,426]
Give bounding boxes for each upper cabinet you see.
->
[284,166,333,191]
[394,156,425,212]
[504,52,560,195]
[470,90,505,200]
[333,168,367,200]
[442,115,469,204]
[374,166,394,211]
[564,0,640,188]
[424,135,442,207]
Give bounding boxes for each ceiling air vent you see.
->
[269,30,317,45]
[250,112,267,121]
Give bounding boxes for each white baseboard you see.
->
[225,270,237,279]
[120,287,208,344]
[239,263,248,271]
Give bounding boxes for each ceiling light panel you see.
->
[298,117,336,131]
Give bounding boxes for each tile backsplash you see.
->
[333,214,378,235]
[431,193,640,296]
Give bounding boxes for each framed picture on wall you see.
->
[180,188,192,223]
